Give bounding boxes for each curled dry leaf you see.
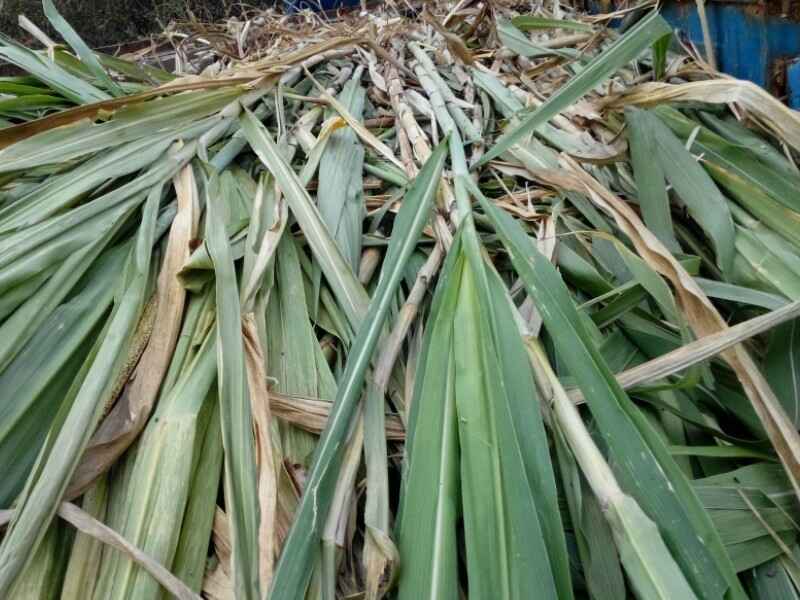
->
[609,80,800,153]
[68,163,198,497]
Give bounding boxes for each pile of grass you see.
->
[2,1,800,599]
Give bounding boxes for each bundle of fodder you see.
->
[2,1,800,599]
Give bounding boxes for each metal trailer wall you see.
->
[284,0,361,11]
[661,1,800,107]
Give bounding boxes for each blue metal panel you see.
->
[662,3,770,86]
[661,2,800,96]
[587,2,800,107]
[787,59,800,107]
[284,0,360,12]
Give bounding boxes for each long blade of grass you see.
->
[625,107,680,252]
[395,237,462,600]
[399,205,571,600]
[0,88,242,173]
[42,0,124,96]
[318,70,367,272]
[57,502,201,600]
[459,227,570,599]
[204,168,261,600]
[68,163,197,496]
[511,15,594,32]
[626,107,736,272]
[0,33,110,104]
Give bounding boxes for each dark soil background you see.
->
[0,1,279,49]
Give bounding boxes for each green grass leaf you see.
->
[625,107,736,273]
[42,0,124,97]
[511,15,593,32]
[204,168,261,600]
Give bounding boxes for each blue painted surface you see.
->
[284,0,360,12]
[586,2,800,107]
[661,3,800,92]
[788,59,800,107]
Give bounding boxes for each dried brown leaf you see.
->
[68,163,198,497]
